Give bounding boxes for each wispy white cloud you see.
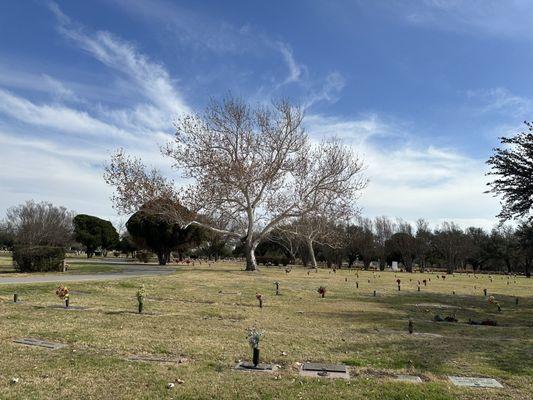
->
[0,66,80,102]
[305,113,396,144]
[50,11,190,117]
[401,0,533,40]
[41,74,80,102]
[276,42,303,84]
[466,87,533,118]
[0,88,136,140]
[304,72,346,108]
[306,113,500,230]
[0,140,115,220]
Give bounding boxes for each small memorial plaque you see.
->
[235,362,277,372]
[395,375,422,383]
[299,363,350,379]
[127,355,185,364]
[448,376,503,388]
[48,304,88,310]
[302,363,347,373]
[14,338,66,350]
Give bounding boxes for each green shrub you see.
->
[135,250,152,263]
[12,245,65,272]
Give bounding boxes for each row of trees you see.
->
[0,200,226,267]
[254,216,532,276]
[0,202,122,258]
[1,200,531,275]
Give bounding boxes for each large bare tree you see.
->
[105,96,366,270]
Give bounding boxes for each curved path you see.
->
[0,264,176,285]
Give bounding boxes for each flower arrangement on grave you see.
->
[246,328,264,366]
[488,295,501,312]
[256,292,263,308]
[56,285,70,308]
[396,279,401,291]
[317,286,327,298]
[137,285,146,314]
[422,279,427,286]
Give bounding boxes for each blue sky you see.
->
[1,0,532,230]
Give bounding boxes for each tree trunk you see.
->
[505,259,512,273]
[245,242,258,271]
[307,238,317,268]
[157,251,167,266]
[405,258,413,273]
[525,258,531,278]
[419,258,426,272]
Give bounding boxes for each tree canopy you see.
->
[105,96,366,271]
[126,199,204,265]
[487,121,533,221]
[73,214,119,257]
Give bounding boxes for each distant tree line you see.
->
[247,216,532,276]
[0,201,531,275]
[0,199,228,269]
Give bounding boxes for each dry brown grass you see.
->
[0,261,531,399]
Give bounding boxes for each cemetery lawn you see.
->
[0,256,123,275]
[0,262,531,400]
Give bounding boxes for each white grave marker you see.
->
[448,376,503,388]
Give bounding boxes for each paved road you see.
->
[0,264,176,285]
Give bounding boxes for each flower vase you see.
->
[252,347,260,367]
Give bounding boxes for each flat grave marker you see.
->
[395,375,423,383]
[47,304,88,311]
[299,362,350,379]
[414,303,458,309]
[448,376,503,388]
[235,362,278,373]
[127,354,187,364]
[14,338,67,350]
